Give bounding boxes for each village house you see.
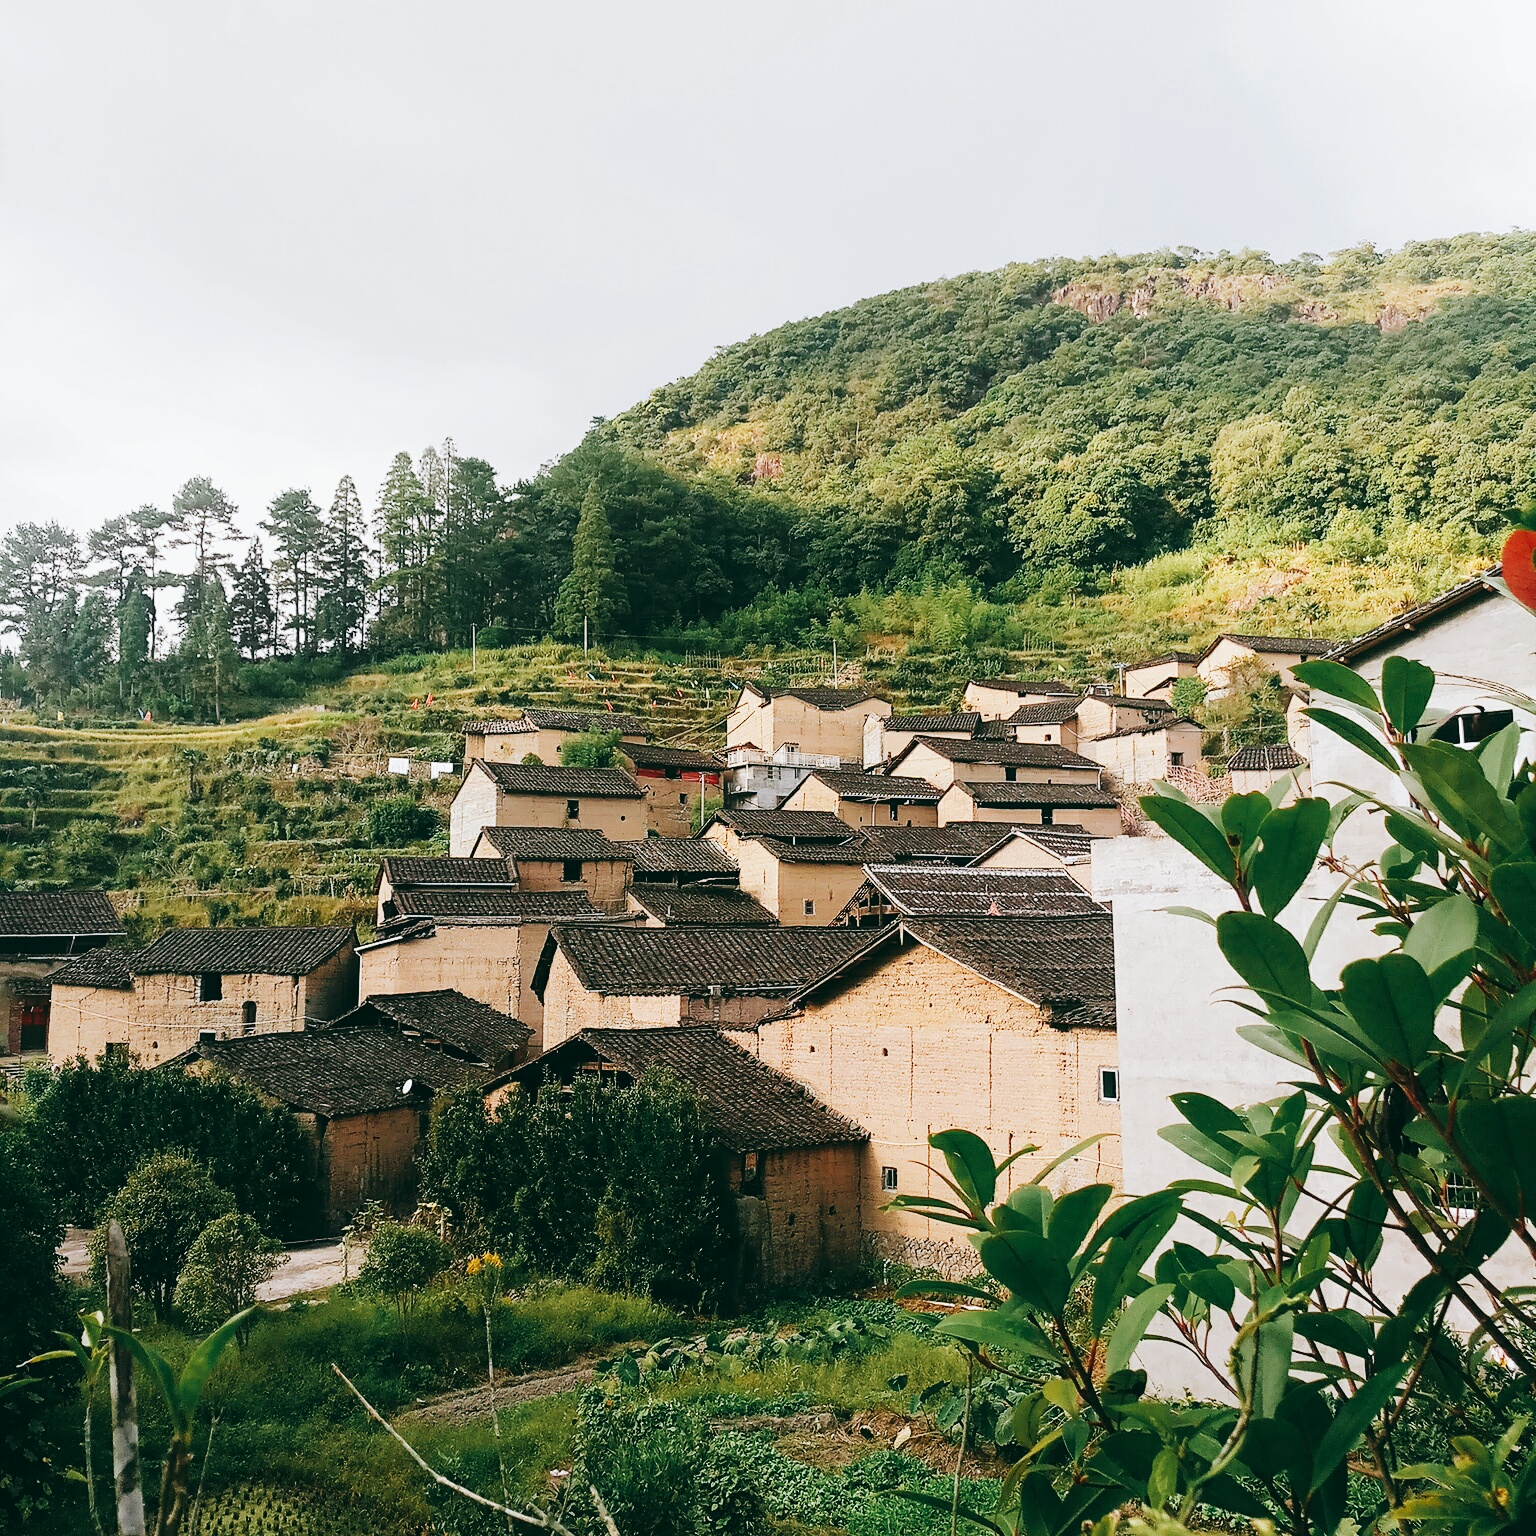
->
[626,884,778,927]
[0,891,124,1057]
[627,835,741,887]
[1081,718,1205,787]
[701,811,871,924]
[462,709,650,766]
[329,989,532,1072]
[448,761,647,855]
[1226,743,1310,796]
[375,856,516,926]
[49,925,358,1067]
[733,914,1120,1275]
[863,711,980,768]
[885,736,1106,795]
[535,923,880,1041]
[851,822,1049,865]
[489,1025,867,1287]
[618,741,724,838]
[1000,696,1085,750]
[1195,633,1336,695]
[961,677,1100,720]
[833,863,1106,927]
[967,826,1098,888]
[178,1022,490,1232]
[780,769,942,829]
[356,888,615,1048]
[1121,651,1201,701]
[726,683,891,762]
[937,779,1123,833]
[469,826,635,911]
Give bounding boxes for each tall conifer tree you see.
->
[553,482,628,642]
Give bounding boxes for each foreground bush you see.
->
[421,1069,732,1308]
[356,1221,453,1313]
[173,1210,287,1331]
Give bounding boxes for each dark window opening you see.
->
[17,1000,48,1053]
[888,802,899,821]
[1170,752,1184,767]
[881,1166,899,1191]
[562,859,583,882]
[1040,807,1055,825]
[241,1001,257,1028]
[1100,1068,1120,1103]
[1433,708,1514,746]
[198,973,223,1002]
[566,799,580,820]
[1004,765,1018,781]
[198,1029,216,1044]
[106,1042,129,1060]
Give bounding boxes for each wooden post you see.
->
[106,1220,146,1536]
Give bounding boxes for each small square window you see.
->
[1004,765,1018,782]
[881,1166,899,1192]
[562,859,583,882]
[1040,807,1054,825]
[888,802,899,821]
[1170,752,1184,767]
[803,899,816,916]
[678,793,688,805]
[1099,1068,1120,1104]
[198,973,223,1002]
[566,799,580,820]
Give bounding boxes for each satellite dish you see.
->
[400,1078,415,1096]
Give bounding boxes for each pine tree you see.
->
[180,573,238,721]
[317,475,372,653]
[169,479,238,629]
[261,489,324,654]
[375,452,433,647]
[230,542,276,660]
[118,573,152,701]
[127,504,174,658]
[553,482,628,643]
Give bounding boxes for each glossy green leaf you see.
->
[1381,655,1435,736]
[930,1129,998,1212]
[1339,953,1437,1069]
[1305,707,1399,771]
[1402,892,1480,999]
[1309,1361,1408,1492]
[1294,1309,1374,1357]
[1222,792,1274,860]
[1250,797,1331,916]
[1478,721,1522,794]
[1147,1446,1179,1510]
[1216,910,1313,1002]
[1491,862,1536,948]
[1046,1182,1113,1263]
[1401,742,1525,858]
[978,1230,1073,1313]
[1139,792,1236,883]
[932,1303,1065,1364]
[1005,1181,1053,1233]
[1294,660,1382,714]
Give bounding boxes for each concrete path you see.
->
[58,1229,351,1300]
[401,1362,602,1424]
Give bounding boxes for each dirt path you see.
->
[59,1230,350,1300]
[400,1361,606,1425]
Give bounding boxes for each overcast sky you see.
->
[3,1,1535,545]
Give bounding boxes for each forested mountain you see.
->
[4,232,1535,716]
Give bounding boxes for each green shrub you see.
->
[366,794,438,846]
[356,1221,452,1313]
[173,1210,287,1331]
[558,730,621,768]
[93,1150,236,1319]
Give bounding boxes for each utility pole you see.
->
[832,634,838,686]
[107,1220,145,1536]
[471,624,477,675]
[583,615,589,657]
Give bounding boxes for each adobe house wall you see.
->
[1231,763,1312,798]
[1124,658,1198,698]
[939,795,1123,838]
[1198,639,1310,695]
[755,1145,862,1287]
[729,693,890,761]
[742,942,1119,1274]
[962,682,1025,720]
[318,1105,424,1231]
[767,859,867,926]
[1011,719,1081,751]
[781,778,938,829]
[1085,723,1203,786]
[974,839,1093,890]
[539,951,654,1046]
[450,767,502,855]
[726,693,769,752]
[497,791,644,841]
[49,983,132,1063]
[359,925,524,1026]
[303,943,360,1022]
[514,857,631,911]
[862,724,971,769]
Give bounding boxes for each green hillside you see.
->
[519,231,1532,655]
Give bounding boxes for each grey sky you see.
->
[3,1,1534,543]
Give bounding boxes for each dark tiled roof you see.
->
[899,737,1100,770]
[905,916,1116,1028]
[475,762,644,798]
[629,838,739,878]
[742,683,883,709]
[1005,698,1084,726]
[49,947,137,990]
[853,824,1035,862]
[968,677,1080,695]
[710,810,856,842]
[954,782,1119,809]
[757,839,872,865]
[466,709,650,736]
[1201,633,1336,661]
[475,827,631,862]
[974,719,1021,739]
[1227,744,1307,771]
[1119,696,1175,713]
[885,712,981,733]
[501,1027,866,1151]
[1129,651,1200,667]
[621,742,724,771]
[1093,717,1198,740]
[185,1025,488,1116]
[346,990,530,1064]
[135,926,353,977]
[860,865,1105,919]
[379,857,515,887]
[804,770,942,804]
[549,924,881,997]
[10,974,52,998]
[628,886,778,926]
[0,891,124,941]
[969,827,1097,862]
[1322,571,1501,664]
[393,889,600,922]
